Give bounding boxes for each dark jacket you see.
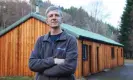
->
[29,30,78,80]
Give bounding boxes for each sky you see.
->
[26,0,126,28]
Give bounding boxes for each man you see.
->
[29,6,78,80]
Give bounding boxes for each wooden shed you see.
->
[0,13,124,78]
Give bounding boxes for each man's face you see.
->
[46,10,62,28]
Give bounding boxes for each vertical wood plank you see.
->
[21,23,24,76]
[0,37,2,77]
[18,25,21,76]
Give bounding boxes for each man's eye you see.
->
[49,14,53,17]
[55,14,59,17]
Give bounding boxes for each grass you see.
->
[124,59,133,64]
[0,76,33,80]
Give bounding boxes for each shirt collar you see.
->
[43,29,67,42]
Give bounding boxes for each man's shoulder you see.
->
[38,33,49,41]
[65,31,77,41]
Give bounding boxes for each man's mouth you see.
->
[52,22,58,23]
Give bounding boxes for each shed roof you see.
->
[0,12,123,46]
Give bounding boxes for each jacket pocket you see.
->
[54,47,66,59]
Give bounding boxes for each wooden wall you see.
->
[75,40,82,78]
[0,18,49,76]
[80,40,124,77]
[0,17,124,78]
[82,40,92,76]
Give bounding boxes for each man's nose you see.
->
[52,15,57,19]
[51,16,57,21]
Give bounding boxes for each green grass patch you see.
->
[0,76,33,80]
[124,59,133,64]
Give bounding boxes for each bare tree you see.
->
[29,0,36,12]
[87,0,110,33]
[88,0,110,21]
[62,12,73,25]
[0,0,31,29]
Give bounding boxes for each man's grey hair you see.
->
[45,6,63,17]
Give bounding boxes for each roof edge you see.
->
[0,12,47,37]
[0,13,123,47]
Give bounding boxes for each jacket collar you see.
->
[43,29,67,42]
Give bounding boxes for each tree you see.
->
[0,0,31,29]
[74,7,88,29]
[29,0,36,12]
[87,0,110,33]
[119,0,133,59]
[62,6,116,39]
[0,0,118,42]
[87,0,110,21]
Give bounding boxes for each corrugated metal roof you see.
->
[61,24,123,46]
[0,12,123,46]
